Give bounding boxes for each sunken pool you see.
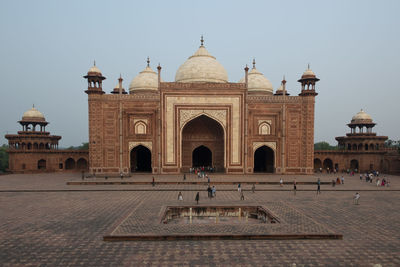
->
[161,206,279,224]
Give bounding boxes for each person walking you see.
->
[178,192,183,201]
[252,184,255,193]
[354,192,360,205]
[293,179,297,195]
[317,178,321,195]
[207,185,212,198]
[152,176,155,187]
[238,183,241,192]
[183,173,186,181]
[280,178,283,187]
[212,186,216,198]
[341,176,344,185]
[195,192,200,204]
[240,191,244,200]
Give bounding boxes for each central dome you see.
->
[175,43,228,83]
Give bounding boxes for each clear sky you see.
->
[1,0,399,147]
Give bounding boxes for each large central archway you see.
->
[181,115,224,172]
[254,146,275,173]
[130,145,152,172]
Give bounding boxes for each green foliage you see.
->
[314,141,338,151]
[0,144,9,172]
[66,142,89,150]
[385,140,400,154]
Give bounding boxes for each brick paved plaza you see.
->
[1,173,399,266]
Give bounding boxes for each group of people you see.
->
[189,166,215,175]
[332,176,345,187]
[360,172,390,187]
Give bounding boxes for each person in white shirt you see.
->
[354,192,360,205]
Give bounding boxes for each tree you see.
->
[314,141,338,151]
[0,144,9,172]
[66,142,89,150]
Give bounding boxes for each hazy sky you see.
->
[1,0,399,147]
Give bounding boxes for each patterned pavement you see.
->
[0,172,399,266]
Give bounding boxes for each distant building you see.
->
[314,110,400,173]
[5,106,88,173]
[84,38,318,175]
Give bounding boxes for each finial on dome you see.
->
[147,57,150,67]
[32,104,35,108]
[200,35,204,46]
[94,60,96,66]
[252,58,256,69]
[307,63,310,70]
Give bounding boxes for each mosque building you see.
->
[84,38,319,175]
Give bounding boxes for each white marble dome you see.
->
[175,45,228,83]
[129,65,160,92]
[22,106,45,121]
[239,66,273,94]
[301,65,316,78]
[87,63,102,75]
[351,109,373,124]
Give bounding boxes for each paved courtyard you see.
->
[0,172,399,266]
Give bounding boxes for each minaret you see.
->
[84,61,106,95]
[298,65,319,174]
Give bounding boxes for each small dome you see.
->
[129,65,160,92]
[175,43,228,83]
[301,64,317,79]
[351,109,373,124]
[22,106,45,122]
[87,62,102,76]
[239,63,273,94]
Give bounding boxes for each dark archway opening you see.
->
[192,145,212,167]
[38,159,46,170]
[254,146,274,173]
[65,158,75,170]
[77,158,88,170]
[350,159,359,171]
[323,158,333,171]
[314,158,322,171]
[130,145,152,172]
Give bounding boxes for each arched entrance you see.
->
[350,159,359,171]
[76,158,88,170]
[65,158,75,170]
[192,145,212,167]
[253,146,274,173]
[181,115,224,172]
[38,159,46,170]
[314,158,322,171]
[323,158,333,171]
[130,145,152,172]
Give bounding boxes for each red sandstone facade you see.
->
[84,52,319,175]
